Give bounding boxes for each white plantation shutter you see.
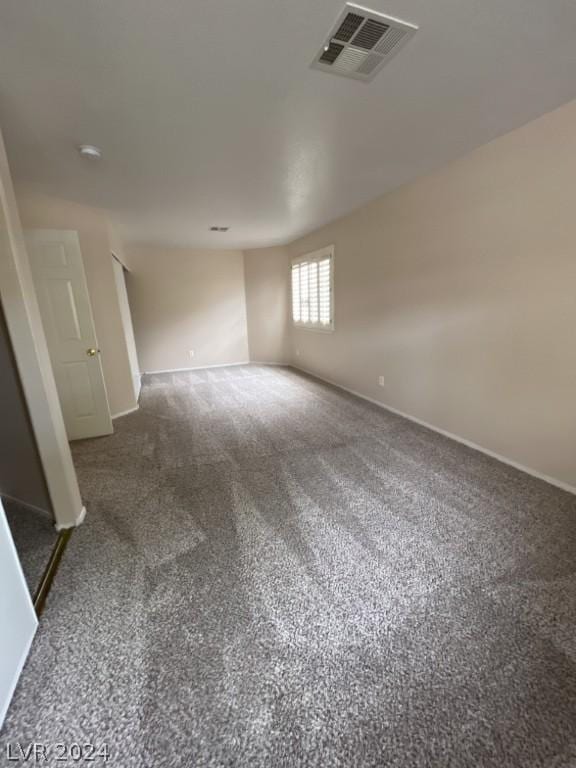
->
[291,247,334,330]
[291,263,301,322]
[300,261,309,323]
[318,258,331,326]
[309,261,319,323]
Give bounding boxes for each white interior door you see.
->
[26,230,113,441]
[0,498,38,727]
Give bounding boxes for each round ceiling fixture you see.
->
[78,144,102,160]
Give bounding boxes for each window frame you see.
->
[291,246,335,332]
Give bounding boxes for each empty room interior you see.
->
[1,0,576,765]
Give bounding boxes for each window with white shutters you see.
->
[291,247,334,330]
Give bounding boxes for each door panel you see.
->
[26,230,113,441]
[64,361,97,417]
[46,280,82,341]
[0,498,38,727]
[38,241,68,268]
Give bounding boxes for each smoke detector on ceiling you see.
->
[312,3,417,82]
[78,144,102,159]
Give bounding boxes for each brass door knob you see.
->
[86,348,99,357]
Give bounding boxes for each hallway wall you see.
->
[126,245,249,372]
[112,256,141,404]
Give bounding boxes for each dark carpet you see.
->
[2,364,576,767]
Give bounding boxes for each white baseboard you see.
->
[249,361,288,366]
[55,505,86,531]
[112,404,139,420]
[144,361,251,375]
[291,364,576,497]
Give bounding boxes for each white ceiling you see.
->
[1,0,576,249]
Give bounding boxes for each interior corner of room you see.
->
[1,0,576,761]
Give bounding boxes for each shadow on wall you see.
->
[125,246,251,373]
[0,302,51,516]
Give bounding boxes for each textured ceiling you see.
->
[1,0,576,248]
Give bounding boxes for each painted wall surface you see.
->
[15,187,138,417]
[126,245,249,372]
[0,304,51,514]
[286,99,576,489]
[244,246,290,364]
[112,257,141,404]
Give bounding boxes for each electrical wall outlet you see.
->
[189,350,195,359]
[295,349,300,357]
[378,375,385,387]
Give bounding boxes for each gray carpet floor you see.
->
[1,364,576,767]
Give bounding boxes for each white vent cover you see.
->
[312,3,417,82]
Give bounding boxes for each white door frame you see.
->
[0,125,84,529]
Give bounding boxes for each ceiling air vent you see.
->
[319,41,345,64]
[312,3,417,82]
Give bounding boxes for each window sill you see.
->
[293,324,334,333]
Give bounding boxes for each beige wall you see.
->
[112,256,141,403]
[286,99,576,490]
[15,186,138,417]
[126,245,249,372]
[244,246,290,364]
